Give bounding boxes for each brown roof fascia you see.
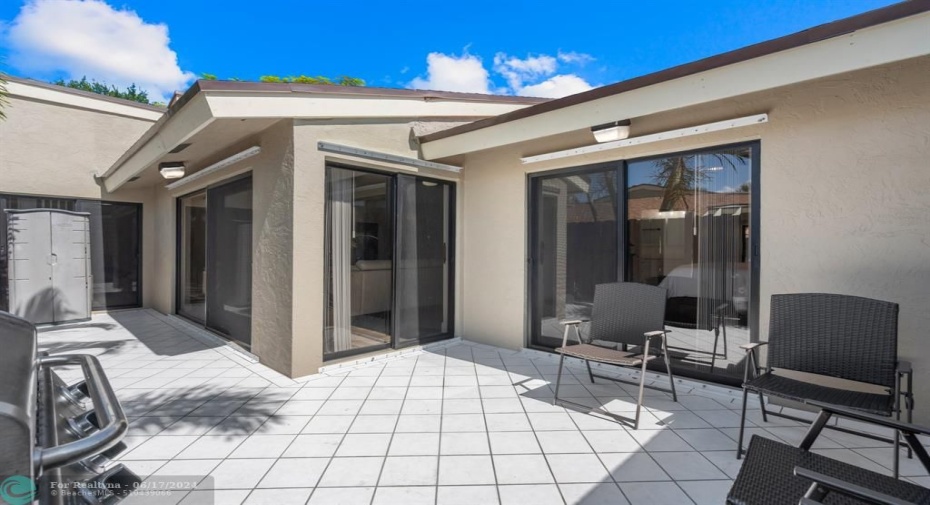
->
[193,79,548,104]
[419,0,930,144]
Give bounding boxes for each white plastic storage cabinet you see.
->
[5,209,92,324]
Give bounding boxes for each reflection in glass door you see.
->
[178,192,207,322]
[528,143,758,385]
[395,175,453,348]
[627,145,755,381]
[529,167,620,349]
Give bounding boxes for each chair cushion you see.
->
[555,343,656,367]
[745,373,895,416]
[727,435,930,505]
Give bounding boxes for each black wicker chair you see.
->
[737,293,914,478]
[728,401,930,505]
[554,282,676,429]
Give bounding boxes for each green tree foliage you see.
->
[201,74,365,86]
[0,72,8,120]
[54,77,152,104]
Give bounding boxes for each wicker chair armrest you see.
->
[898,360,912,374]
[806,401,930,437]
[739,341,768,352]
[560,319,589,326]
[793,467,911,505]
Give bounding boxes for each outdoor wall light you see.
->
[591,119,632,143]
[159,162,186,179]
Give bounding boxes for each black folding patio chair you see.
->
[553,282,676,429]
[728,401,930,505]
[737,293,914,478]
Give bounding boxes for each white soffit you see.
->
[420,11,930,160]
[205,94,530,120]
[5,80,164,121]
[522,114,768,164]
[103,93,215,192]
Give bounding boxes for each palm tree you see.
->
[0,69,8,120]
[653,146,751,211]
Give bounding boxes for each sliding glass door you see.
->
[323,166,454,360]
[626,145,754,382]
[324,168,394,358]
[0,194,142,312]
[529,166,620,349]
[178,192,207,322]
[206,176,253,345]
[395,175,453,348]
[528,143,758,385]
[177,175,253,347]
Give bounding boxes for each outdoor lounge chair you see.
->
[728,401,930,505]
[553,282,676,429]
[737,293,914,478]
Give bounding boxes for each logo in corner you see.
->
[0,476,36,505]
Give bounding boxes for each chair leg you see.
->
[894,374,902,479]
[585,360,595,384]
[737,386,750,459]
[758,392,768,422]
[662,338,677,402]
[552,354,565,406]
[711,327,719,371]
[635,357,649,430]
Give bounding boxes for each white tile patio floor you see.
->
[39,309,926,505]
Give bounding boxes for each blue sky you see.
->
[0,0,898,101]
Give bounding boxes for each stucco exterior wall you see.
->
[457,57,930,419]
[291,121,464,377]
[0,94,160,306]
[149,120,296,374]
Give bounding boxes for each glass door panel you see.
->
[324,167,394,358]
[178,192,207,323]
[626,145,754,380]
[529,168,619,349]
[394,175,453,347]
[206,176,253,346]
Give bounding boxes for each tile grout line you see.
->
[366,354,415,505]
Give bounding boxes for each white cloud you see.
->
[493,53,557,89]
[409,49,597,98]
[408,52,491,94]
[3,0,195,101]
[517,74,594,98]
[557,51,595,65]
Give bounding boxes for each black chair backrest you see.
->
[768,293,899,388]
[590,282,668,347]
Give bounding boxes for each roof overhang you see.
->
[4,77,164,121]
[101,83,542,192]
[419,4,930,160]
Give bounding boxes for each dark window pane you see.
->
[206,176,253,346]
[394,175,453,346]
[77,201,142,309]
